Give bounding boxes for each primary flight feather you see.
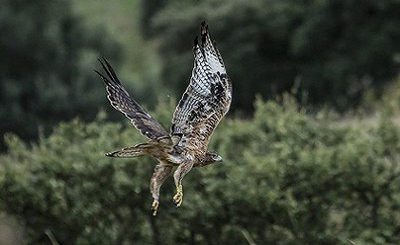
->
[96,21,232,216]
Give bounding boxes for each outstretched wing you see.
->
[171,21,232,151]
[95,58,169,140]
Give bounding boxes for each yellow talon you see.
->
[151,200,159,216]
[173,185,183,207]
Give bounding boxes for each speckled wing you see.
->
[95,58,169,140]
[171,21,232,150]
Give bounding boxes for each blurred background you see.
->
[1,0,400,244]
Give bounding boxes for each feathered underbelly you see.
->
[166,154,184,165]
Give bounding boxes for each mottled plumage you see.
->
[96,21,232,216]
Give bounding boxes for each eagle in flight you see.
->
[95,21,232,216]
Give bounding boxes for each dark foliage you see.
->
[0,0,121,150]
[150,0,400,112]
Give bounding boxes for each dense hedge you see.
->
[1,96,400,244]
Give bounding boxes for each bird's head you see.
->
[202,151,223,166]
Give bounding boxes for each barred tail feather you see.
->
[105,144,149,158]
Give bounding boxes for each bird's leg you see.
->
[173,161,194,207]
[150,164,172,216]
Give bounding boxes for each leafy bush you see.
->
[1,97,400,244]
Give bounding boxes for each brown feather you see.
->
[95,58,169,140]
[171,21,232,152]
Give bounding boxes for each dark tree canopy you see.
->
[0,0,121,149]
[150,0,400,112]
[2,0,400,149]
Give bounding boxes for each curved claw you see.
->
[151,199,160,216]
[173,185,183,207]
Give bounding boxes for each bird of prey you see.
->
[95,21,232,216]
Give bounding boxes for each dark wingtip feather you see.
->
[94,69,113,88]
[98,56,108,66]
[201,20,208,29]
[97,57,121,85]
[194,36,199,45]
[98,58,109,76]
[94,69,106,82]
[200,21,208,45]
[94,69,103,77]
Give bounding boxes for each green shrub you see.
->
[1,97,400,244]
